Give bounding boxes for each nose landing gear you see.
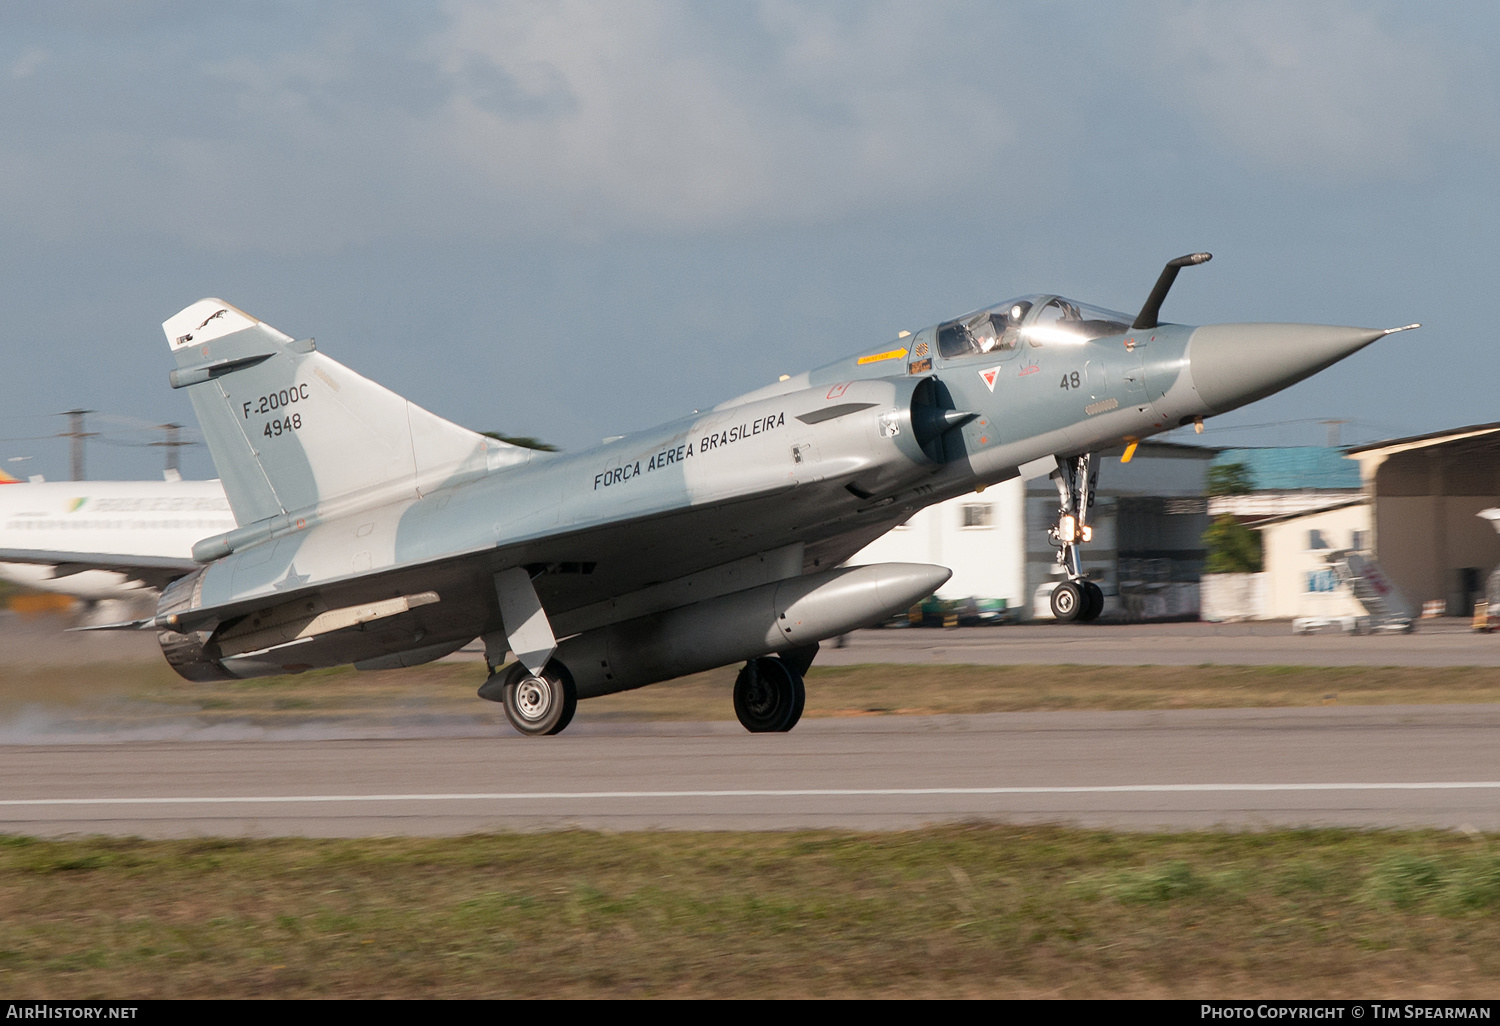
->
[1048,453,1104,623]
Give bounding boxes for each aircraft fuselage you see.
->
[152,287,1396,690]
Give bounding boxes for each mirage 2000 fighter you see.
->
[135,254,1413,735]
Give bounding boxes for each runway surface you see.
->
[6,614,1500,838]
[5,704,1499,837]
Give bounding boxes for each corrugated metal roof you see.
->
[1212,447,1361,491]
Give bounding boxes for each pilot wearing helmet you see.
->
[1000,301,1031,349]
[965,301,1033,355]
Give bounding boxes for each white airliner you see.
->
[0,471,234,610]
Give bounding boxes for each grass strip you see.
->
[3,825,1500,998]
[595,663,1500,720]
[6,661,1500,727]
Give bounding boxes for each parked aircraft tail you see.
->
[163,299,531,526]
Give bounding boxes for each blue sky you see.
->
[0,1,1493,480]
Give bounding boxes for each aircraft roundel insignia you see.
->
[978,367,1000,393]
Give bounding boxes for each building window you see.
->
[960,503,993,529]
[1308,529,1328,550]
[1306,568,1339,593]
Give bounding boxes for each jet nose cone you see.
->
[1188,323,1396,414]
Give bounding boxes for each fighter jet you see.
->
[140,254,1413,735]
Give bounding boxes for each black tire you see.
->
[1050,580,1083,622]
[1079,581,1105,622]
[553,684,578,733]
[734,657,800,733]
[776,656,807,733]
[500,660,578,736]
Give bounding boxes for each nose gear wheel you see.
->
[1051,580,1082,621]
[1081,580,1104,622]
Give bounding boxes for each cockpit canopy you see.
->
[936,294,1133,359]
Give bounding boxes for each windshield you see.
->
[936,294,1132,359]
[937,296,1038,359]
[1021,296,1132,347]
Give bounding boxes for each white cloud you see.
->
[0,2,1047,252]
[11,47,47,79]
[0,2,1487,255]
[419,0,1024,231]
[1147,1,1468,180]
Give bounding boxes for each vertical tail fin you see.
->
[163,299,528,526]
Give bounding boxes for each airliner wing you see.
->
[0,549,200,591]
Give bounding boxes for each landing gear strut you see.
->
[734,656,806,732]
[1048,453,1104,623]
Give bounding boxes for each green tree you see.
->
[1208,462,1254,496]
[1203,514,1262,573]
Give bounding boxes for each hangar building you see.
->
[1203,424,1500,622]
[1346,423,1500,617]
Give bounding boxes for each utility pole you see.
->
[58,409,96,481]
[151,423,191,477]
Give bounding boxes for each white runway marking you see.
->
[7,782,1500,806]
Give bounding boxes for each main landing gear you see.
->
[1048,453,1104,624]
[485,659,578,736]
[479,645,819,736]
[733,649,814,733]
